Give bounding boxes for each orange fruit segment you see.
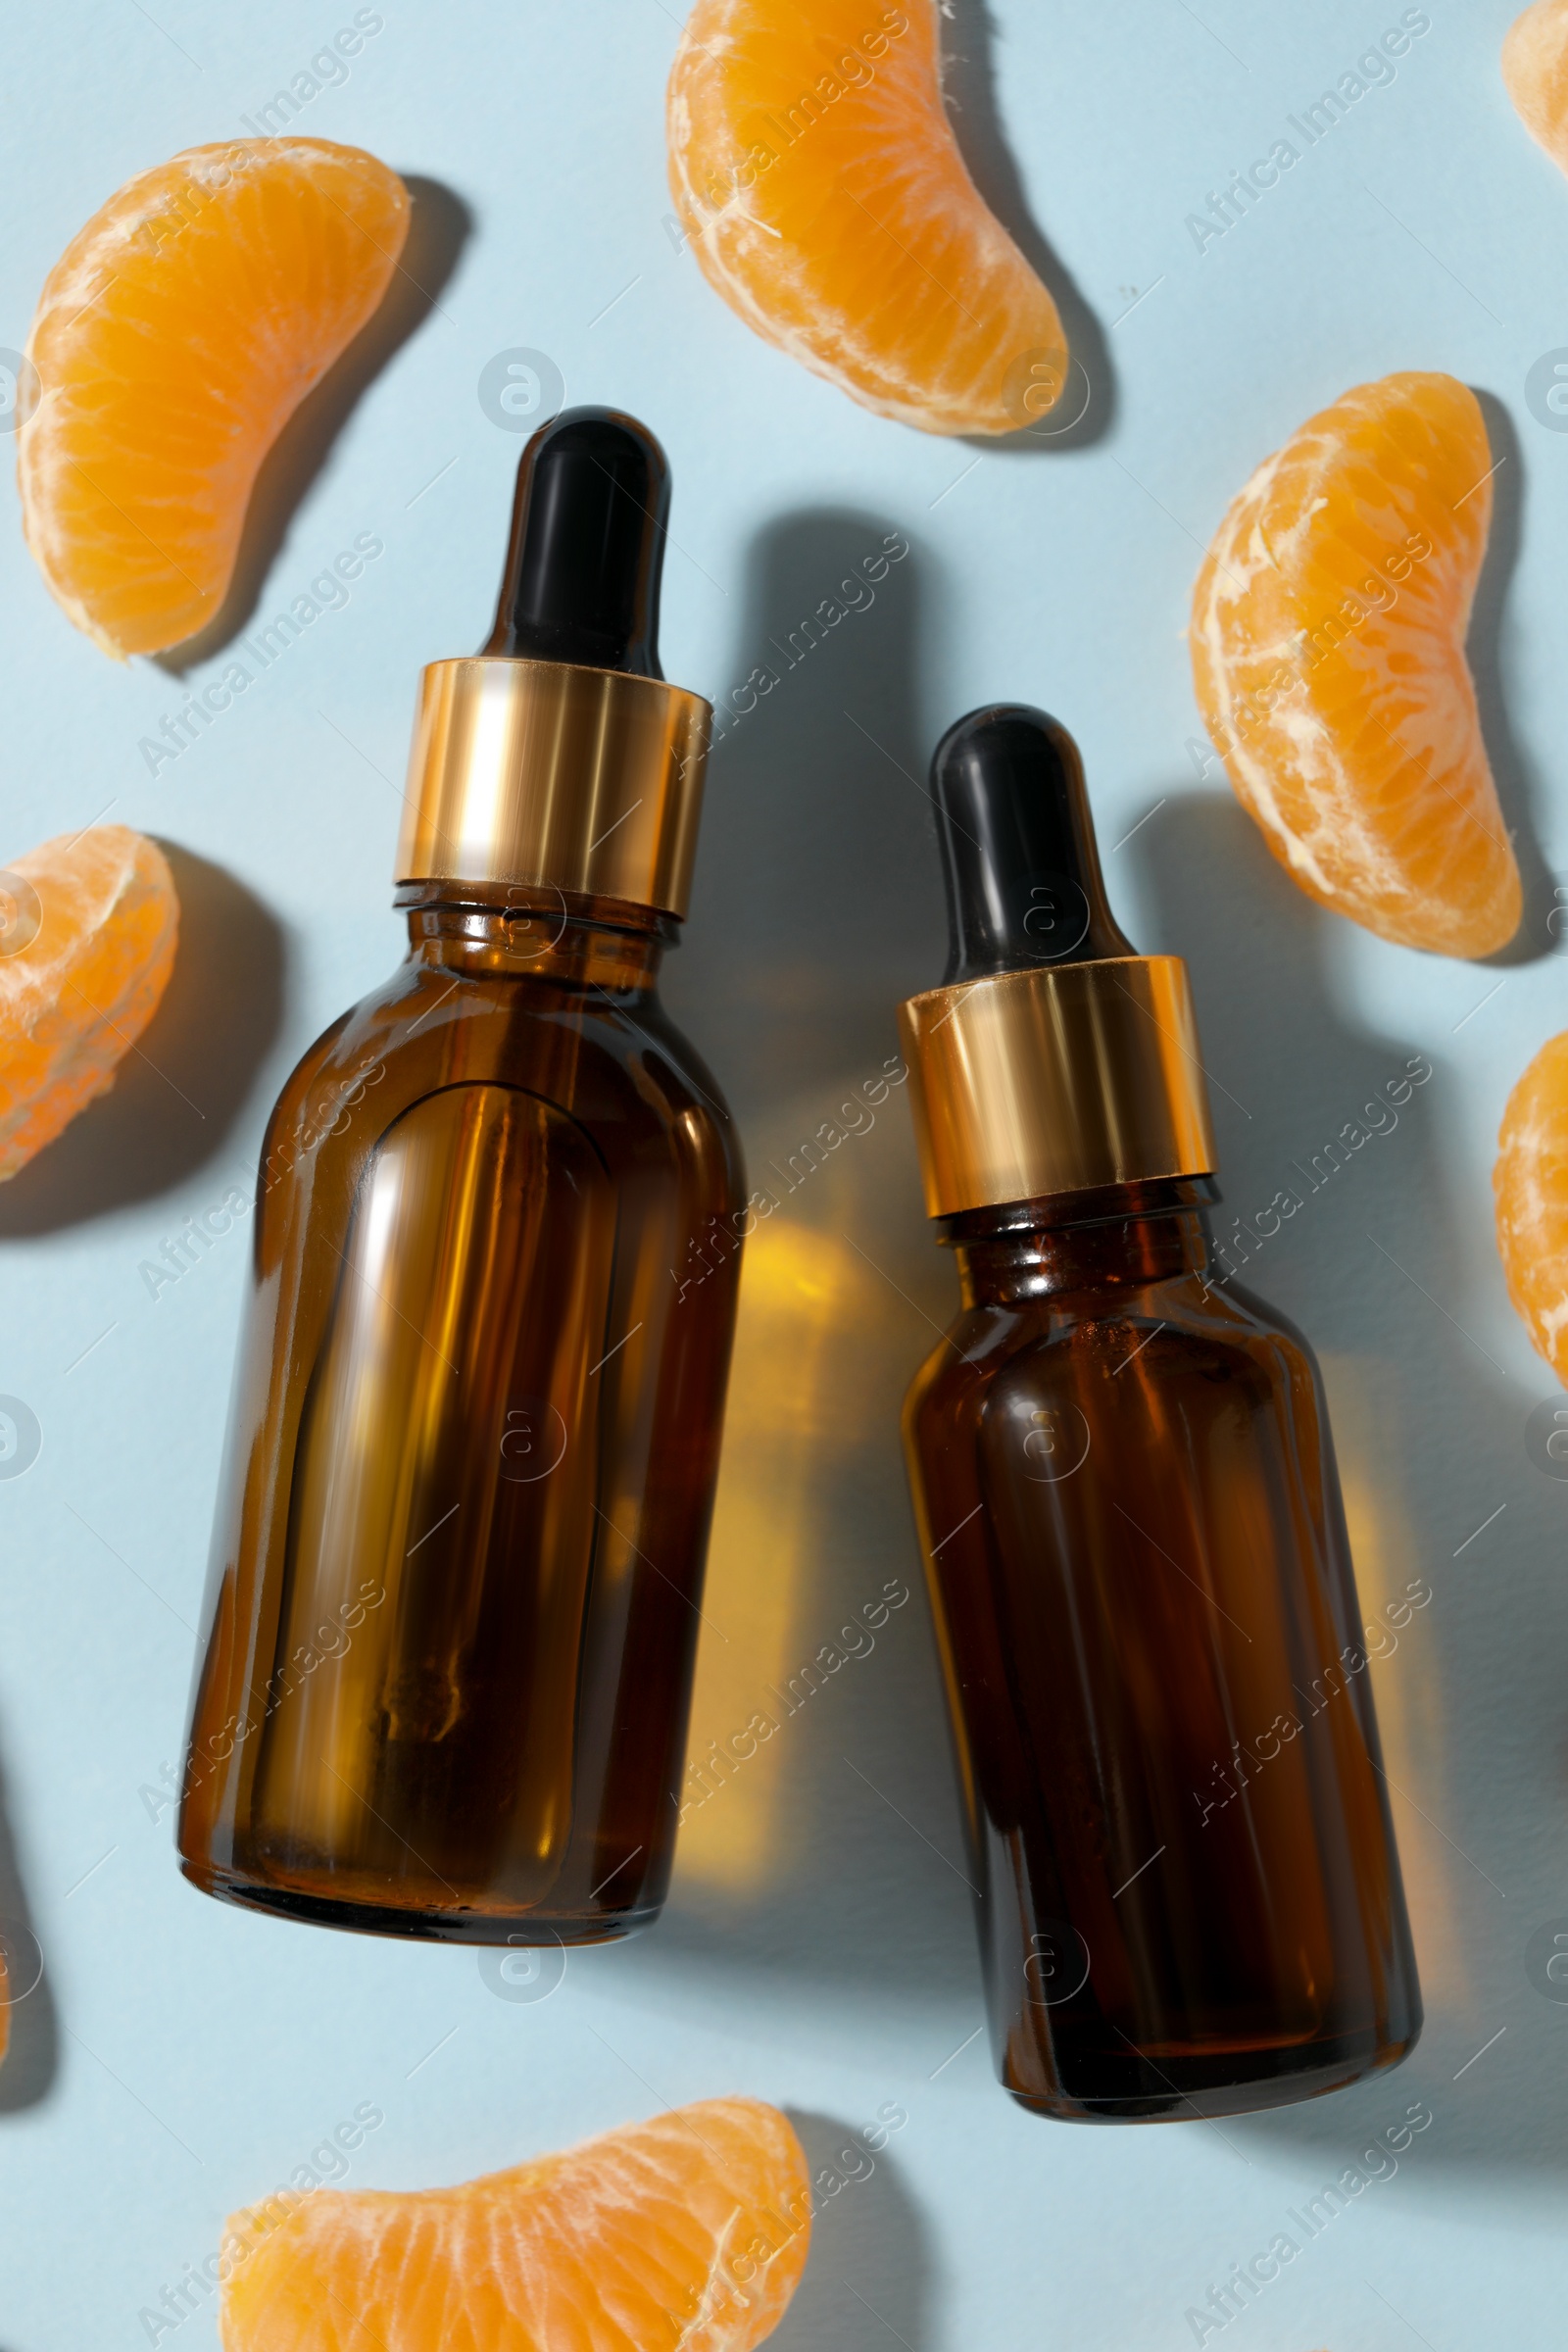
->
[1503,0,1568,173]
[19,139,408,657]
[667,0,1068,435]
[220,2096,811,2352]
[0,826,178,1180]
[1494,1032,1568,1379]
[1190,371,1519,960]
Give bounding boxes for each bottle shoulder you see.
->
[260,958,742,1207]
[288,959,730,1116]
[907,1266,1322,1430]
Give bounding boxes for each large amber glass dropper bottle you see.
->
[900,705,1421,2119]
[178,408,744,1943]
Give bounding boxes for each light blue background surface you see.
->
[0,3,1564,2345]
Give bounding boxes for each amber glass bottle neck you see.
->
[944,1177,1220,1306]
[396,880,672,994]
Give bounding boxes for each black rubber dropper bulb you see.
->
[930,705,1138,984]
[481,405,670,677]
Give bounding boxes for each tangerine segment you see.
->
[219,2097,811,2352]
[0,826,178,1181]
[667,0,1068,435]
[20,140,408,658]
[1191,371,1519,960]
[1503,1,1568,174]
[1494,1032,1568,1379]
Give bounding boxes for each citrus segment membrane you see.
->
[1495,1032,1568,1381]
[667,0,1068,435]
[219,2097,812,2352]
[0,826,178,1180]
[1503,0,1568,176]
[1190,371,1519,959]
[19,139,408,657]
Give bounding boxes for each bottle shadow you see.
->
[0,1748,58,2116]
[771,2111,934,2352]
[643,510,979,2020]
[157,175,472,676]
[942,0,1111,451]
[671,506,946,1112]
[1470,388,1552,967]
[0,845,284,1237]
[1128,791,1568,2180]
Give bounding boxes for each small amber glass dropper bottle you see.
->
[177,409,744,1943]
[899,705,1422,2120]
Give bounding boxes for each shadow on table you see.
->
[943,0,1111,451]
[1125,789,1568,2181]
[0,1745,58,2116]
[772,2111,934,2352]
[1469,388,1552,968]
[623,509,979,2029]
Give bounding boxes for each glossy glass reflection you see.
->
[903,1178,1422,2120]
[178,886,743,1943]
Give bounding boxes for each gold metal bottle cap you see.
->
[395,656,710,917]
[901,704,1219,1219]
[396,405,713,917]
[900,955,1217,1219]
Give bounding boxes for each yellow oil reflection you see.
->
[1319,1351,1462,2013]
[677,1083,937,1895]
[679,1219,874,1888]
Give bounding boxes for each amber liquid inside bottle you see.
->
[904,1177,1421,2119]
[178,884,743,1942]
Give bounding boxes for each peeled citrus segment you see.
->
[0,825,179,1180]
[19,139,409,657]
[1495,1032,1568,1378]
[1190,370,1519,960]
[1503,0,1568,172]
[220,2096,811,2352]
[667,0,1068,435]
